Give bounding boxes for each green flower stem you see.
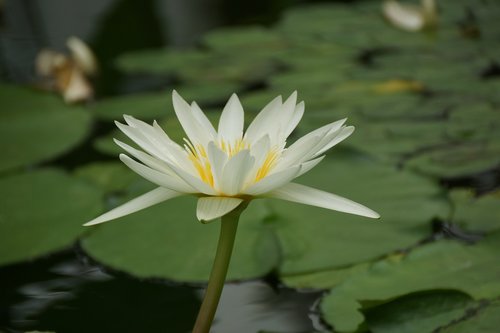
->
[192,202,248,333]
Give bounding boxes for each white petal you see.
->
[191,101,217,140]
[115,121,165,160]
[297,155,325,177]
[114,139,174,175]
[274,118,347,171]
[244,95,282,143]
[383,0,425,32]
[250,135,271,166]
[244,165,301,196]
[120,154,195,193]
[218,93,244,142]
[196,197,243,222]
[273,134,324,172]
[207,141,228,191]
[116,119,198,175]
[221,150,255,195]
[165,160,218,195]
[314,126,355,157]
[123,116,181,153]
[283,101,305,140]
[268,183,380,219]
[84,187,182,226]
[152,120,187,150]
[172,90,210,144]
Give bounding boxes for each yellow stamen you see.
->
[255,150,279,181]
[185,137,277,189]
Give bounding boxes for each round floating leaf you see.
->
[74,162,140,193]
[282,262,371,290]
[450,189,500,233]
[272,156,449,276]
[346,120,446,162]
[446,103,500,141]
[320,232,500,332]
[440,300,500,333]
[82,198,280,282]
[89,91,170,120]
[0,85,92,173]
[366,291,475,333]
[116,48,209,74]
[0,169,104,267]
[202,26,288,54]
[405,141,500,178]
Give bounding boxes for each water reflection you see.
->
[213,281,321,333]
[1,251,321,333]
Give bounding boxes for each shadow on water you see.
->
[0,251,320,333]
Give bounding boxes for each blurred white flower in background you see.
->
[383,0,437,32]
[35,36,98,104]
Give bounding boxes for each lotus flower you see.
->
[85,91,379,226]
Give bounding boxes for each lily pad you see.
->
[366,291,475,333]
[0,169,104,267]
[440,300,500,333]
[0,85,92,173]
[74,162,140,193]
[405,141,500,178]
[115,48,209,74]
[89,91,171,120]
[202,26,288,54]
[320,232,500,332]
[81,198,280,282]
[272,156,449,276]
[450,190,500,233]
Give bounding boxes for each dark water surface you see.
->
[0,250,321,333]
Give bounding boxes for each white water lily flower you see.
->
[383,0,437,32]
[85,91,379,225]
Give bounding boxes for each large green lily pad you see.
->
[0,169,104,267]
[0,85,92,173]
[271,156,449,276]
[320,232,500,332]
[440,300,500,333]
[74,162,140,193]
[405,141,500,178]
[450,189,500,233]
[366,291,475,333]
[81,197,280,282]
[115,48,209,74]
[89,91,171,120]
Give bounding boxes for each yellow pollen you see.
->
[185,139,214,187]
[218,138,249,157]
[184,137,278,188]
[255,150,279,181]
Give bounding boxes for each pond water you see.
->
[1,250,323,333]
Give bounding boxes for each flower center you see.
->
[184,138,279,190]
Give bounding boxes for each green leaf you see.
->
[440,300,500,333]
[272,156,449,276]
[202,26,288,54]
[450,189,500,233]
[320,232,500,332]
[74,162,140,193]
[366,291,475,333]
[81,198,280,282]
[116,48,209,74]
[405,141,500,178]
[89,91,171,120]
[0,85,92,173]
[0,169,104,267]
